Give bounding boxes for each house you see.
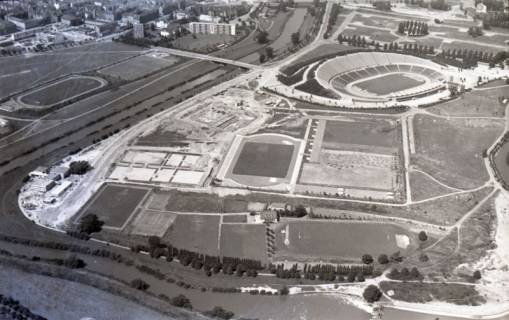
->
[261,210,278,223]
[267,202,286,212]
[48,180,73,197]
[50,166,70,181]
[30,166,48,177]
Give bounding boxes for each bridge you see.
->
[154,47,262,70]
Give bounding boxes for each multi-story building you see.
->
[187,22,235,36]
[133,22,144,38]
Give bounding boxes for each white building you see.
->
[199,14,221,23]
[187,22,235,36]
[47,180,73,198]
[476,3,487,14]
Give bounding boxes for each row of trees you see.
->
[269,262,376,281]
[397,20,429,36]
[0,294,47,320]
[324,3,342,39]
[482,12,509,29]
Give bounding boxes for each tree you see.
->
[265,46,274,59]
[419,253,429,262]
[256,30,268,44]
[418,231,428,242]
[171,294,192,309]
[131,279,149,291]
[291,32,300,46]
[378,254,389,264]
[69,160,92,175]
[259,53,266,63]
[362,254,374,265]
[398,22,405,34]
[473,270,482,280]
[63,255,86,268]
[78,214,104,234]
[363,285,382,303]
[148,236,161,248]
[294,205,307,217]
[205,306,234,320]
[279,286,289,295]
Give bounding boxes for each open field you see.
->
[322,118,400,153]
[441,41,503,54]
[164,214,221,256]
[0,42,143,99]
[172,33,237,52]
[155,190,223,213]
[353,73,425,95]
[412,115,504,189]
[99,54,179,81]
[76,184,150,229]
[18,76,105,107]
[427,87,508,117]
[410,170,455,201]
[130,209,177,237]
[274,220,416,262]
[219,223,267,261]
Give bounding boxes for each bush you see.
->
[171,294,192,309]
[419,253,429,262]
[69,160,92,175]
[473,270,482,280]
[418,231,428,242]
[131,279,149,291]
[378,254,389,264]
[78,214,104,234]
[362,254,374,265]
[279,286,289,295]
[363,285,382,303]
[205,306,234,320]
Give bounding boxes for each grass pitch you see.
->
[220,224,267,261]
[78,184,150,229]
[232,142,294,178]
[353,73,425,95]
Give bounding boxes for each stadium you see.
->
[315,52,448,103]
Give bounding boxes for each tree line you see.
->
[398,20,429,36]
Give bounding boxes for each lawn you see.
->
[232,142,295,178]
[77,184,150,229]
[274,220,416,263]
[164,214,221,256]
[163,190,223,213]
[353,73,424,95]
[19,77,104,107]
[342,25,399,42]
[220,224,267,261]
[412,115,504,189]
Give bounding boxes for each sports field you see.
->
[19,76,105,107]
[130,209,176,237]
[274,220,415,262]
[164,214,221,256]
[220,224,267,261]
[222,134,302,188]
[322,118,400,153]
[353,73,425,95]
[0,42,143,99]
[77,184,150,229]
[233,142,294,178]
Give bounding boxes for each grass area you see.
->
[99,55,178,81]
[412,115,504,189]
[427,87,508,117]
[162,190,223,213]
[19,77,103,107]
[254,116,308,139]
[441,41,502,54]
[380,281,486,306]
[222,214,247,223]
[164,214,221,256]
[219,224,267,262]
[295,78,341,99]
[342,25,399,42]
[410,170,454,201]
[271,8,308,52]
[233,142,294,178]
[171,33,237,53]
[77,184,149,229]
[274,220,416,263]
[354,73,424,95]
[277,66,306,85]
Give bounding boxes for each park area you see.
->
[412,115,504,189]
[18,76,105,107]
[352,73,425,96]
[274,220,416,263]
[75,184,150,229]
[98,54,180,81]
